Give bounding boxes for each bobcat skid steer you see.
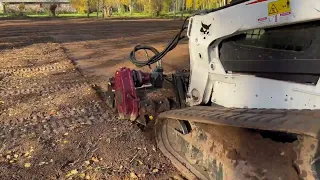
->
[106,0,320,179]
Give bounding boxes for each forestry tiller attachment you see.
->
[107,0,320,179]
[109,67,163,120]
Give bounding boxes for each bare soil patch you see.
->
[0,17,194,179]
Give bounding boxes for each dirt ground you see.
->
[0,18,189,180]
[0,18,190,77]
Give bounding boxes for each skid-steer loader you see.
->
[106,0,320,179]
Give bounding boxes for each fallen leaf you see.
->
[63,140,68,144]
[6,155,11,159]
[13,154,18,158]
[39,162,46,166]
[66,169,78,177]
[94,166,101,171]
[9,159,15,163]
[173,175,185,180]
[119,165,123,169]
[152,168,159,173]
[80,173,86,178]
[91,157,99,163]
[130,172,138,179]
[137,160,143,165]
[24,152,30,157]
[24,163,31,168]
[84,160,90,165]
[64,132,69,136]
[85,175,90,179]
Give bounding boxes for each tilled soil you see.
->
[0,43,178,180]
[2,17,320,180]
[0,18,190,79]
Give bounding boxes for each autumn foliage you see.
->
[69,0,226,16]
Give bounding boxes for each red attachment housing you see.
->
[131,69,151,87]
[114,67,139,120]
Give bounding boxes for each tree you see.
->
[162,0,173,12]
[50,4,58,16]
[45,0,60,16]
[68,0,224,17]
[129,0,136,15]
[96,0,100,17]
[18,3,25,15]
[150,0,163,16]
[102,0,106,17]
[87,0,90,17]
[70,0,92,13]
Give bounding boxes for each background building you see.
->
[0,0,76,14]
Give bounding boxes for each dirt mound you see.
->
[197,123,318,180]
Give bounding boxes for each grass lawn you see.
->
[112,12,191,18]
[0,12,191,19]
[28,13,98,18]
[0,13,8,17]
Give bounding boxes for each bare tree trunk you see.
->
[180,0,184,19]
[87,0,90,18]
[2,3,6,14]
[173,0,176,16]
[182,0,185,11]
[103,7,107,17]
[176,0,178,12]
[50,4,57,17]
[106,6,111,17]
[129,5,133,15]
[97,0,99,17]
[102,0,105,18]
[108,6,112,16]
[192,0,195,10]
[129,0,133,15]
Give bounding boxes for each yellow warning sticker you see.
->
[268,0,291,16]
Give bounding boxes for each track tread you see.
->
[159,106,320,138]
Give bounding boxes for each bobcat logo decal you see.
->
[200,22,211,35]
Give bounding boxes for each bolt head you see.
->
[210,63,215,71]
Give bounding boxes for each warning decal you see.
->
[269,4,278,14]
[268,0,291,16]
